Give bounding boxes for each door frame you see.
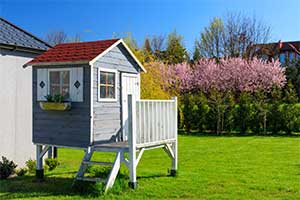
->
[121,73,140,141]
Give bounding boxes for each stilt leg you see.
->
[128,94,137,189]
[171,141,178,176]
[53,147,58,158]
[47,146,53,158]
[128,148,137,189]
[36,145,44,181]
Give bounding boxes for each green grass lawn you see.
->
[1,135,300,199]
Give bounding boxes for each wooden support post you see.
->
[47,146,53,158]
[105,152,121,192]
[76,147,93,179]
[171,97,178,176]
[36,145,44,181]
[128,94,137,189]
[53,147,58,158]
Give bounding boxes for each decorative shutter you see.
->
[37,68,48,101]
[70,67,83,102]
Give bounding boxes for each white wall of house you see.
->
[0,49,36,167]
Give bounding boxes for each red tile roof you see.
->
[26,39,119,65]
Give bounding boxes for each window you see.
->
[49,70,70,99]
[289,52,294,61]
[279,53,285,63]
[98,68,117,101]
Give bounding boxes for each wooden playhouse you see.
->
[24,39,178,191]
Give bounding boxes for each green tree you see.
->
[283,81,298,104]
[123,32,138,50]
[253,90,269,134]
[192,40,201,63]
[197,17,225,59]
[142,38,153,62]
[143,37,152,53]
[268,86,283,134]
[285,60,300,98]
[235,92,253,134]
[165,30,188,64]
[140,61,170,99]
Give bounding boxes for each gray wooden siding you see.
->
[32,65,90,148]
[92,44,140,144]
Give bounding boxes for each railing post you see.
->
[171,97,178,176]
[128,94,137,189]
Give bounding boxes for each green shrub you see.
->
[0,156,17,179]
[45,158,60,171]
[25,159,36,174]
[234,92,254,134]
[16,167,28,177]
[279,103,300,134]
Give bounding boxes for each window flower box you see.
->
[39,102,71,111]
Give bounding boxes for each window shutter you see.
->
[70,67,83,102]
[37,68,48,101]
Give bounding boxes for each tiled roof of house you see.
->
[0,17,51,51]
[263,41,300,52]
[26,39,120,65]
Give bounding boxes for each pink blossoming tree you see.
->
[167,58,286,93]
[164,58,286,134]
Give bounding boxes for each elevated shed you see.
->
[24,39,178,191]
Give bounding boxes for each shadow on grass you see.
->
[0,175,77,199]
[137,173,174,180]
[0,164,175,199]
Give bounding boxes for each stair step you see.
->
[77,177,107,183]
[82,161,114,166]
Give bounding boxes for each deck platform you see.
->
[92,141,129,152]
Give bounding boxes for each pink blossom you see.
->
[164,58,286,93]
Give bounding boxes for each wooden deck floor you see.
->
[92,141,129,152]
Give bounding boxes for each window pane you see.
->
[61,71,70,85]
[50,71,60,84]
[279,53,285,63]
[107,73,115,85]
[107,86,115,98]
[100,72,106,84]
[100,71,115,85]
[100,86,106,98]
[49,71,70,98]
[50,71,60,95]
[289,53,294,61]
[50,85,60,96]
[61,71,70,99]
[99,70,116,99]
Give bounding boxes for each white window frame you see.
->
[98,67,118,102]
[48,68,71,98]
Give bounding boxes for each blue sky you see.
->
[0,0,299,53]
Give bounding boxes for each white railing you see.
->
[127,95,178,184]
[127,95,178,149]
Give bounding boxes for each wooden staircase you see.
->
[74,147,124,193]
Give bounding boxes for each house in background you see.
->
[247,40,300,64]
[276,41,300,63]
[0,17,51,166]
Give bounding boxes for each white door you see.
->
[121,73,140,141]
